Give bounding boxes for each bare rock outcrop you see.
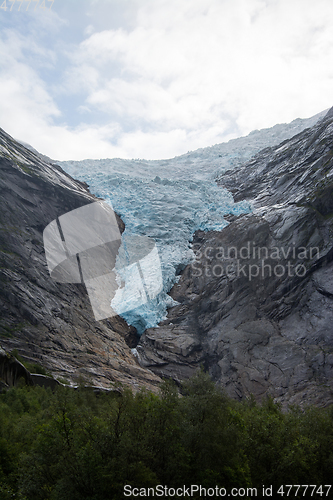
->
[0,128,161,392]
[138,108,333,407]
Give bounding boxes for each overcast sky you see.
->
[1,0,333,160]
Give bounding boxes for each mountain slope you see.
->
[0,128,160,391]
[59,110,326,334]
[137,108,333,407]
[1,107,332,405]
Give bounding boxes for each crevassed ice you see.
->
[57,168,250,332]
[59,111,325,333]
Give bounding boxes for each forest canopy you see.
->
[0,371,332,499]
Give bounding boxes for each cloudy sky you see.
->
[1,0,333,160]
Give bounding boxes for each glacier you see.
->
[59,111,326,333]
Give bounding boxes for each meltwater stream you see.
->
[59,112,325,333]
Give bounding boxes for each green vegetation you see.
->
[0,325,14,339]
[19,164,33,175]
[0,371,332,499]
[56,377,70,386]
[0,323,27,339]
[10,349,51,377]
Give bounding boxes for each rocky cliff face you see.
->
[2,109,333,407]
[0,346,33,389]
[138,109,333,407]
[0,128,161,391]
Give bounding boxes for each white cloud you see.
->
[63,0,333,156]
[0,24,124,159]
[0,30,60,128]
[1,0,333,160]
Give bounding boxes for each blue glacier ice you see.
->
[59,111,326,333]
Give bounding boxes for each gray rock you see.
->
[138,108,333,407]
[0,128,161,392]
